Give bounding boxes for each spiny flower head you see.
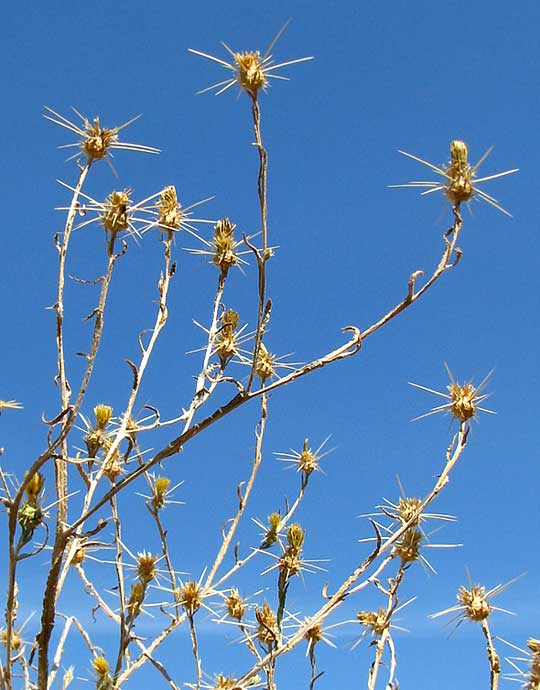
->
[255,601,279,645]
[410,365,494,424]
[457,584,491,622]
[391,139,518,216]
[156,185,182,232]
[44,107,159,164]
[92,656,110,677]
[94,404,113,430]
[213,218,238,273]
[431,573,519,628]
[151,476,171,512]
[0,627,22,650]
[176,580,202,616]
[275,436,333,477]
[101,190,131,236]
[357,609,387,636]
[394,527,422,564]
[137,552,158,584]
[102,439,123,481]
[215,309,241,368]
[255,343,274,383]
[189,24,313,98]
[225,588,246,621]
[259,511,282,549]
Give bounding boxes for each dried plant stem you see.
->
[187,615,202,690]
[481,619,500,690]
[237,424,469,686]
[367,564,406,690]
[111,496,129,681]
[204,393,267,588]
[47,615,73,690]
[247,94,269,392]
[182,271,227,434]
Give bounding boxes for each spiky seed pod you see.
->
[100,190,131,235]
[395,527,422,563]
[234,52,267,95]
[151,476,171,512]
[278,547,302,577]
[94,404,113,429]
[102,439,123,481]
[458,584,491,621]
[177,581,202,616]
[449,382,477,422]
[127,582,145,620]
[255,343,274,383]
[0,628,22,650]
[137,552,157,584]
[286,523,305,552]
[226,589,246,621]
[397,497,423,527]
[85,428,105,459]
[82,118,117,161]
[157,185,182,232]
[255,601,278,645]
[445,140,474,204]
[299,439,317,475]
[24,472,44,504]
[216,309,240,367]
[213,218,238,273]
[305,624,324,645]
[357,609,388,636]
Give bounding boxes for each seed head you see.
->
[213,676,239,690]
[137,552,157,584]
[286,523,305,552]
[396,497,423,527]
[0,628,22,650]
[458,584,491,622]
[448,382,477,422]
[213,218,238,273]
[70,547,86,566]
[357,609,387,636]
[127,582,145,619]
[528,639,540,654]
[255,601,278,645]
[305,624,324,645]
[395,527,422,563]
[85,428,105,459]
[176,581,202,616]
[101,190,131,236]
[255,343,274,383]
[225,588,246,621]
[216,309,240,367]
[157,185,182,232]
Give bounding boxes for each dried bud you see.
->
[85,428,105,459]
[286,523,305,552]
[255,601,278,645]
[127,582,145,619]
[101,190,131,235]
[137,552,157,584]
[226,589,246,621]
[395,528,422,563]
[70,547,86,566]
[83,118,117,161]
[157,185,182,232]
[445,140,474,204]
[299,439,317,475]
[176,581,202,616]
[255,343,274,383]
[234,52,266,95]
[357,609,387,636]
[458,584,491,622]
[260,512,282,549]
[213,218,238,273]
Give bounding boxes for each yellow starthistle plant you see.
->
[390,139,518,216]
[143,185,214,237]
[409,364,494,423]
[44,107,159,164]
[431,572,519,629]
[189,23,313,98]
[275,436,334,476]
[176,580,203,617]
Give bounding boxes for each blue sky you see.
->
[1,1,539,688]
